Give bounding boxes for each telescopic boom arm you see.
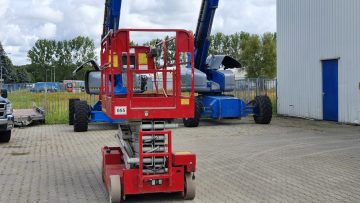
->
[102,0,122,39]
[194,0,219,72]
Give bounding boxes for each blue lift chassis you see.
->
[69,99,124,132]
[182,0,273,127]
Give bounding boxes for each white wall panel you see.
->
[277,0,360,124]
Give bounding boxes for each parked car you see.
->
[30,82,60,93]
[66,82,73,92]
[0,89,14,143]
[63,80,85,93]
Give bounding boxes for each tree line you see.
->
[0,43,31,83]
[0,31,276,83]
[209,32,276,79]
[27,36,96,82]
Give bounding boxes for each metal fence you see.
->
[2,83,33,92]
[4,78,277,105]
[4,78,276,123]
[231,78,277,103]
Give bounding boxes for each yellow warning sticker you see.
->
[175,152,193,155]
[138,53,148,65]
[181,99,190,105]
[108,50,112,64]
[113,52,118,68]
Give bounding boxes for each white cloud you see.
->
[0,0,276,65]
[0,0,9,18]
[22,7,64,23]
[31,0,53,6]
[38,23,57,39]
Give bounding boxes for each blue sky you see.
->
[0,0,276,65]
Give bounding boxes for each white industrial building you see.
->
[277,0,360,124]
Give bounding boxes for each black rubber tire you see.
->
[183,98,202,128]
[69,98,80,125]
[0,131,11,143]
[253,96,273,124]
[1,89,8,99]
[73,101,89,132]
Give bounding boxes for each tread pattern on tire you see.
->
[74,101,89,132]
[69,98,80,125]
[253,95,273,124]
[183,98,202,128]
[0,130,11,143]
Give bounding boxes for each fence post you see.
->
[256,78,259,96]
[247,78,250,102]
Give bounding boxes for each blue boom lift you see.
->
[70,0,272,132]
[182,0,272,127]
[69,0,124,132]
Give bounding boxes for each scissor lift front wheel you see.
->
[183,172,196,200]
[109,175,122,203]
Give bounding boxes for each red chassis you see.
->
[100,29,197,202]
[102,132,196,199]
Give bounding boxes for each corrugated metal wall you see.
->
[277,0,360,124]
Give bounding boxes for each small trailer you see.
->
[13,107,45,127]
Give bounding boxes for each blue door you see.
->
[322,59,338,121]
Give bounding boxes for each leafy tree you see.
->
[208,32,277,79]
[240,32,277,79]
[0,42,16,83]
[130,41,138,46]
[25,32,276,82]
[27,36,97,81]
[261,33,277,79]
[144,37,176,67]
[0,42,32,83]
[69,36,96,66]
[240,34,263,78]
[27,39,56,82]
[57,36,96,80]
[13,65,32,83]
[209,33,226,55]
[228,33,241,62]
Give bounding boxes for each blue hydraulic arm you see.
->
[194,0,219,72]
[101,0,127,95]
[102,0,122,39]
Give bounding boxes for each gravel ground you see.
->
[0,117,360,203]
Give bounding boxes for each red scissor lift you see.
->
[100,29,196,202]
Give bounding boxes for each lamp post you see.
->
[44,69,51,111]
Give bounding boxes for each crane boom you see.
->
[102,0,122,39]
[194,0,219,72]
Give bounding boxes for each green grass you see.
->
[8,89,278,124]
[229,89,277,114]
[271,96,277,115]
[8,91,95,124]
